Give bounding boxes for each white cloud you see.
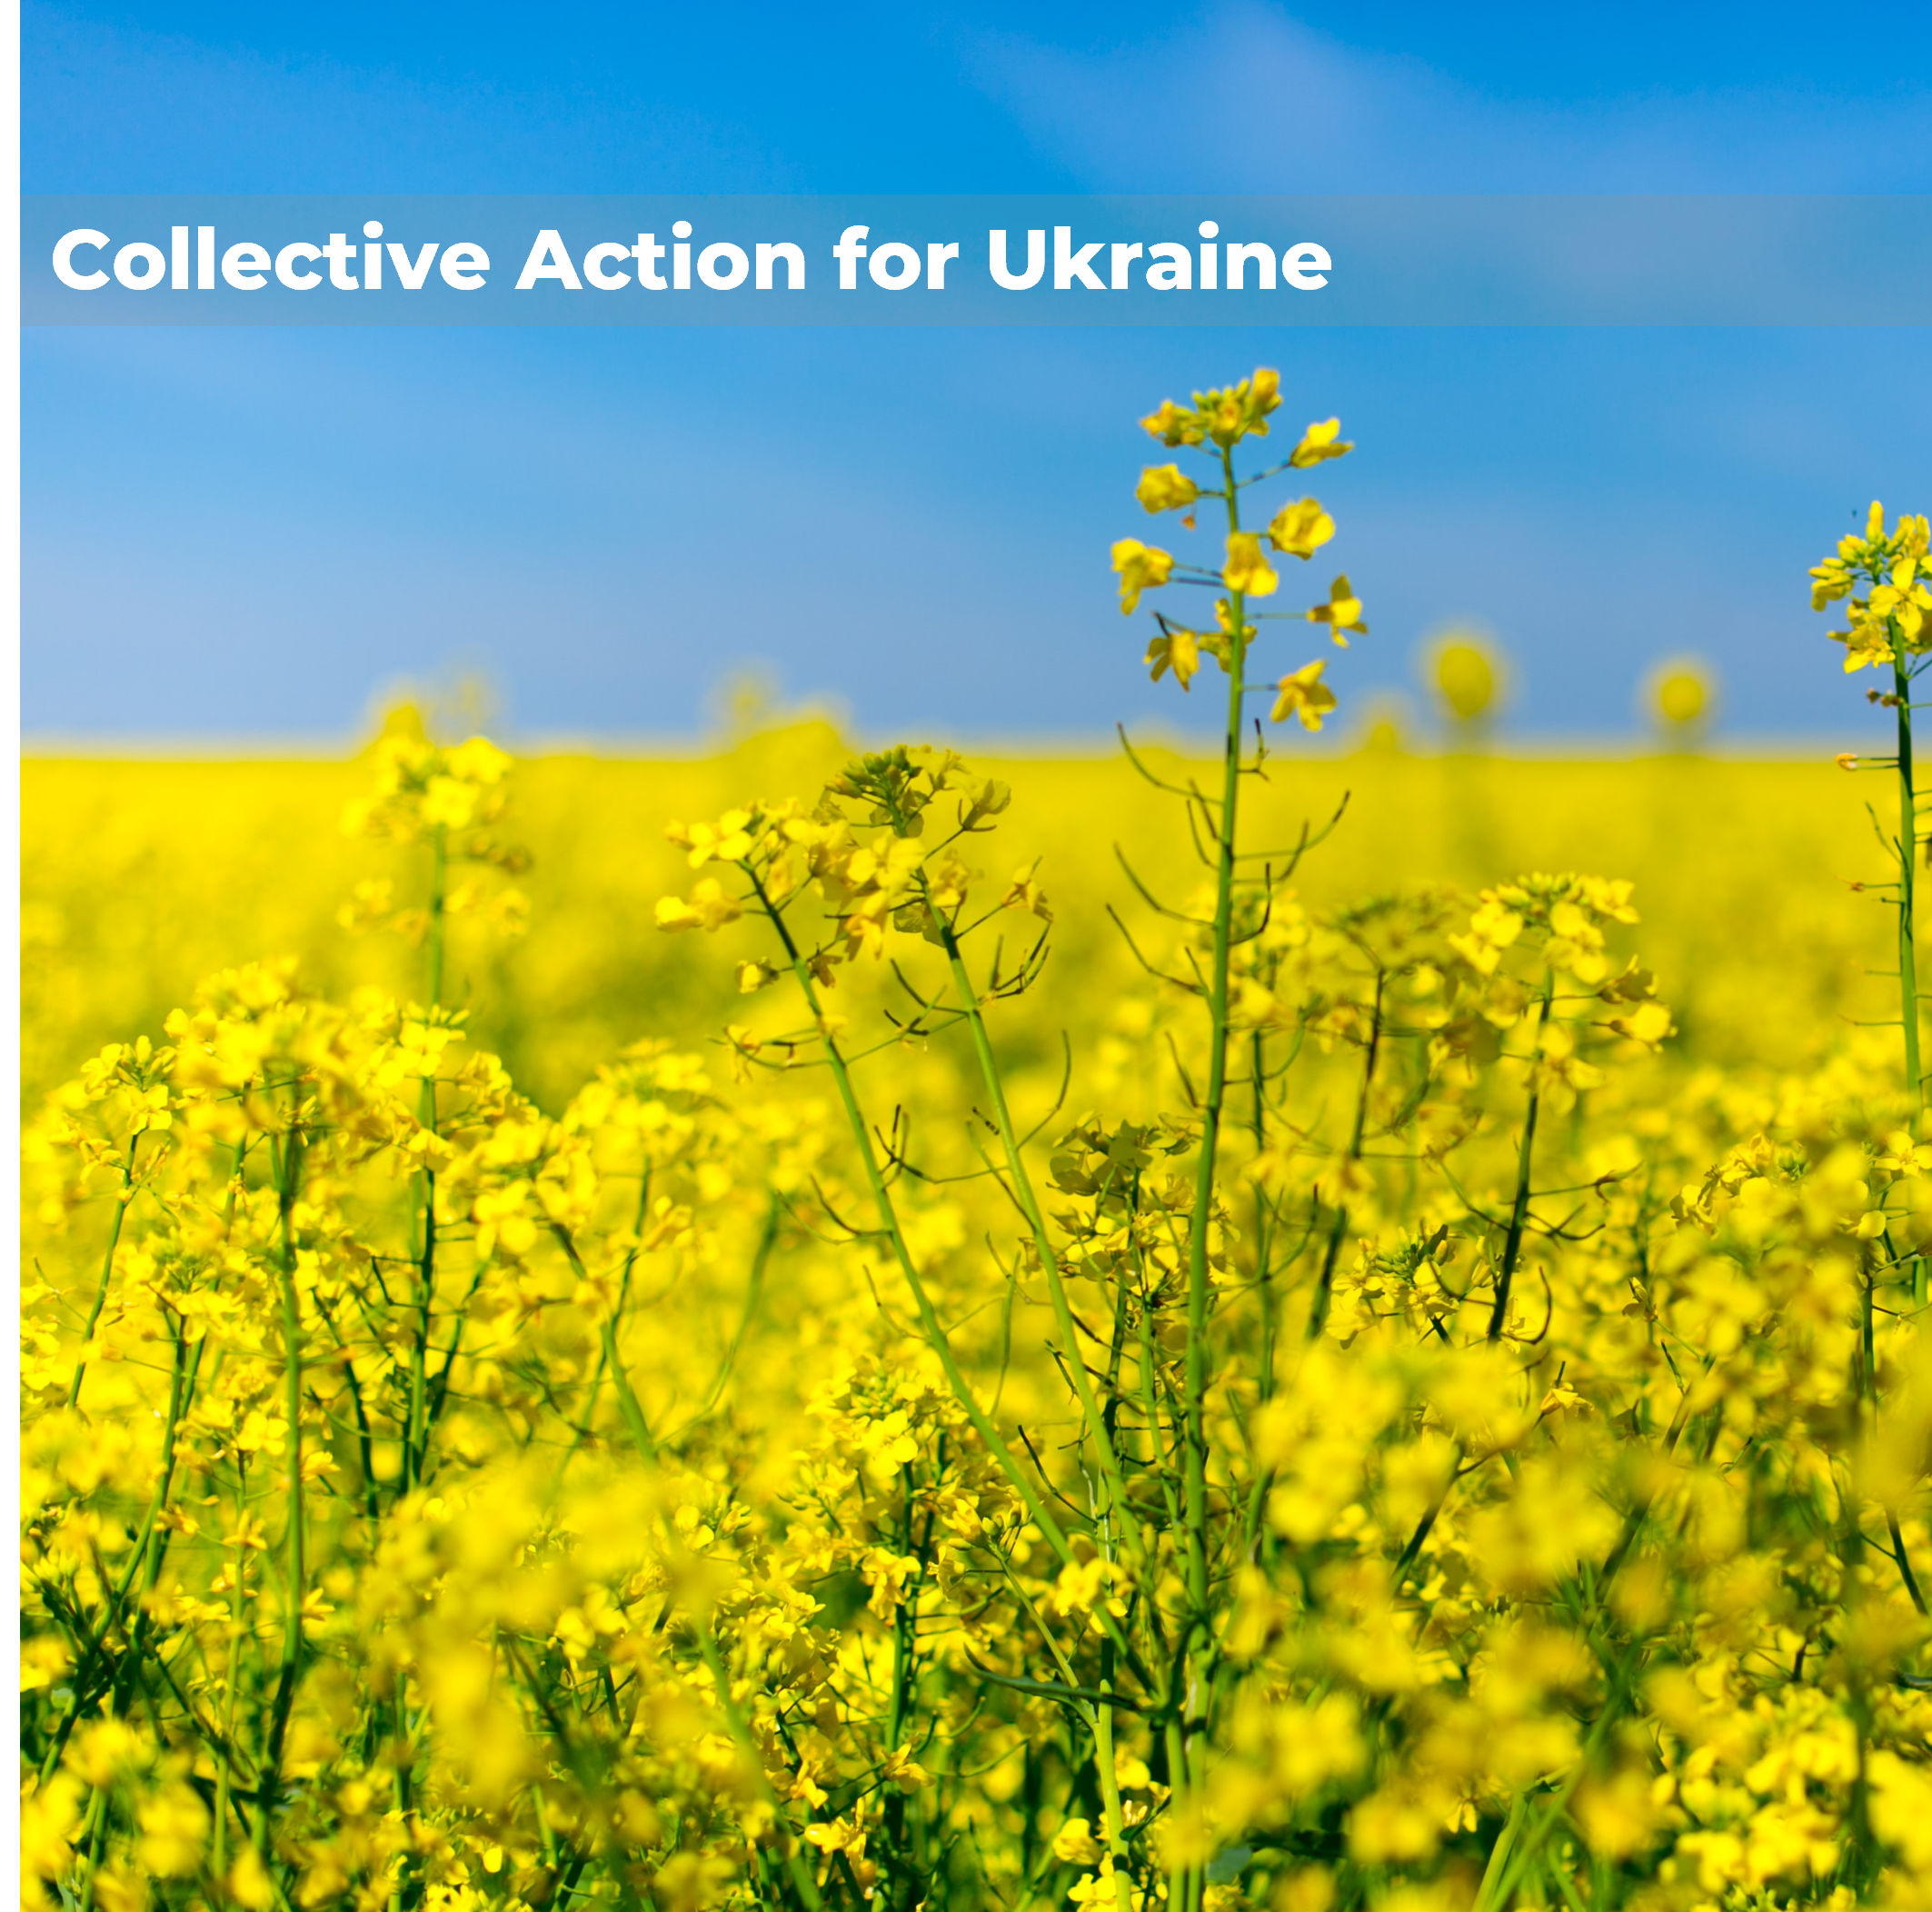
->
[967,3,1932,193]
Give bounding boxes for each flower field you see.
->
[21,377,1932,1912]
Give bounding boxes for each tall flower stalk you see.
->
[1814,501,1932,1305]
[1114,370,1366,1908]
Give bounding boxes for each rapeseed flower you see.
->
[1271,659,1338,731]
[1112,537,1173,613]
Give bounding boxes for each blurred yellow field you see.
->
[21,736,1881,1112]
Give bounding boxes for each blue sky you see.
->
[24,2,1932,743]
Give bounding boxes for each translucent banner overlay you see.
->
[24,194,1932,326]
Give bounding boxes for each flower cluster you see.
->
[1811,501,1932,675]
[1112,367,1366,736]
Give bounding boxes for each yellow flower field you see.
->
[21,374,1932,1912]
[19,742,1879,1115]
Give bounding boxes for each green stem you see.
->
[406,838,446,1492]
[1893,652,1927,1310]
[601,1310,659,1462]
[1305,969,1385,1339]
[1887,1508,1928,1615]
[406,1182,435,1491]
[207,1456,260,1884]
[426,822,448,1011]
[1162,1716,1188,1912]
[37,1328,203,1788]
[1474,1792,1529,1912]
[1250,1031,1279,1410]
[928,898,1149,1571]
[68,1135,140,1409]
[74,1781,112,1912]
[257,1107,307,1857]
[746,870,1089,1581]
[1092,1664,1137,1912]
[1170,443,1250,1912]
[1487,972,1553,1342]
[696,1628,826,1911]
[1133,1260,1184,1539]
[1474,1638,1644,1912]
[212,1530,247,1879]
[551,1222,659,1462]
[883,1464,936,1903]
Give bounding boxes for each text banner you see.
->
[24,194,1932,326]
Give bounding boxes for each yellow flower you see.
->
[1141,369,1280,450]
[1141,398,1206,447]
[1431,636,1497,720]
[1267,497,1335,558]
[806,1813,871,1859]
[137,1782,211,1877]
[1811,500,1932,663]
[881,1745,932,1794]
[1289,416,1354,468]
[1608,1000,1674,1047]
[1809,558,1853,612]
[668,810,758,868]
[1222,533,1279,599]
[1053,1818,1105,1867]
[21,1774,82,1882]
[1837,612,1897,672]
[1649,658,1712,728]
[1111,538,1174,613]
[1309,574,1367,642]
[1212,597,1252,654]
[224,1854,278,1912]
[1146,627,1202,689]
[1069,1858,1139,1907]
[1271,659,1338,731]
[1202,368,1281,447]
[1136,463,1200,513]
[1871,566,1932,644]
[1001,860,1053,921]
[1050,1554,1111,1615]
[444,735,512,784]
[653,878,743,932]
[1223,370,1280,443]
